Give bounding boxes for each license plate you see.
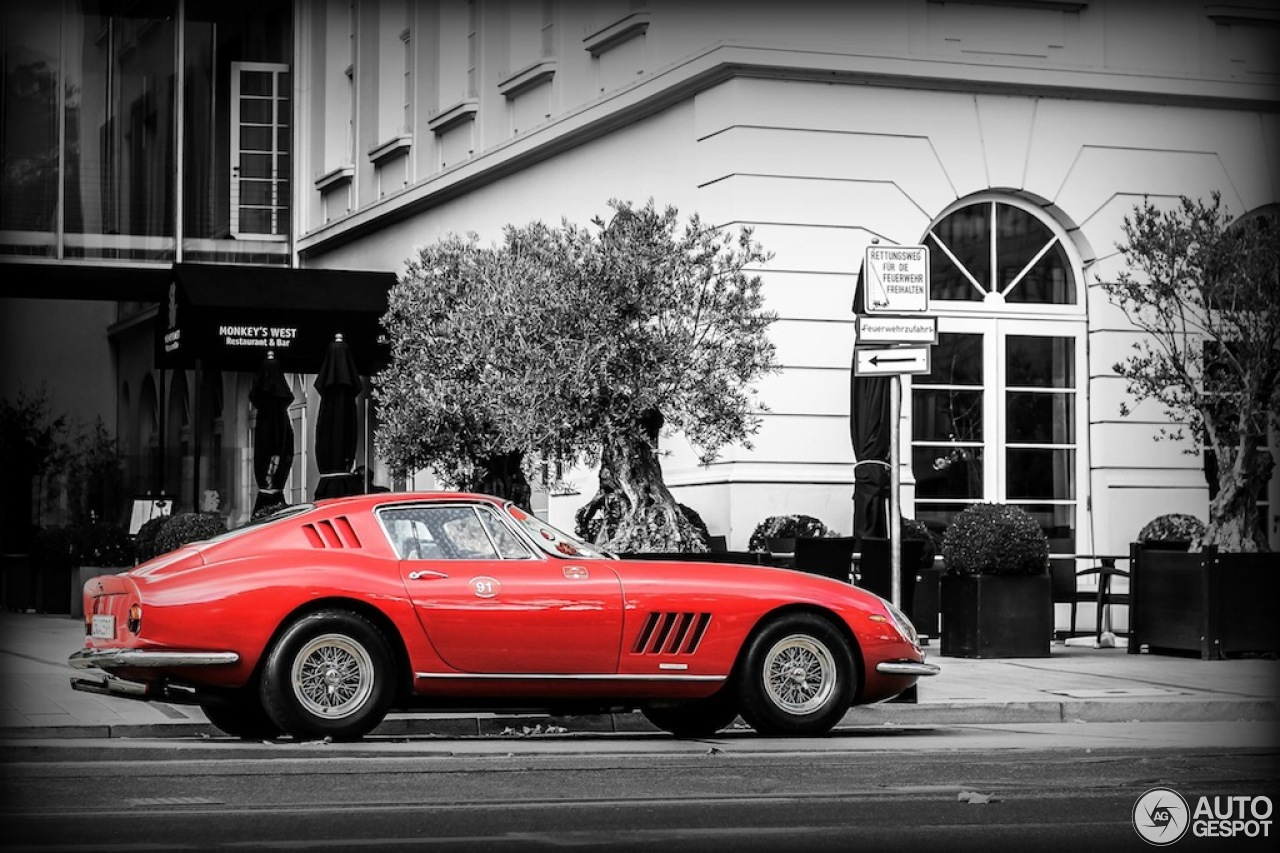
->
[91,614,116,640]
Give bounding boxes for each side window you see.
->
[379,505,532,560]
[440,511,498,559]
[477,506,534,559]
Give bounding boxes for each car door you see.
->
[383,503,624,674]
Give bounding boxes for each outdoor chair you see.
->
[1050,553,1130,645]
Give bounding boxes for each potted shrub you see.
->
[132,515,170,564]
[69,522,134,618]
[939,503,1051,658]
[1136,513,1205,551]
[153,512,227,556]
[1105,196,1276,658]
[1128,514,1277,659]
[748,514,832,554]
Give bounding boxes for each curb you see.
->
[3,700,1276,741]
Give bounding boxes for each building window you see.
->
[926,200,1076,306]
[912,196,1085,544]
[230,62,290,240]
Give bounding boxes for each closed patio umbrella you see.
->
[250,352,294,514]
[850,359,891,542]
[313,334,363,500]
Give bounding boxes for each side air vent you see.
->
[631,612,711,655]
[301,516,363,549]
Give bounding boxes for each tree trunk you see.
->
[578,415,706,554]
[468,450,533,512]
[1205,439,1271,553]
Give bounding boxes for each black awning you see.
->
[156,264,397,374]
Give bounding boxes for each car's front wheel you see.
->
[736,613,855,737]
[199,689,282,740]
[642,691,739,738]
[260,609,395,740]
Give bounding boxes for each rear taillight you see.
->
[127,603,143,634]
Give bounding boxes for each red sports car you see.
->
[70,492,937,740]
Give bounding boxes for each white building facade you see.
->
[292,0,1280,553]
[3,0,1275,554]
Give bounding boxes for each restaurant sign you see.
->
[157,264,395,373]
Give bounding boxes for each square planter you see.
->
[1127,544,1280,660]
[940,573,1052,658]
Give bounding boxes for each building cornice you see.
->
[298,41,1279,259]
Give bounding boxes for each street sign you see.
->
[854,345,932,376]
[856,315,938,345]
[863,245,929,314]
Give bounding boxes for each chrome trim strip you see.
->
[414,671,725,682]
[68,648,240,669]
[875,660,941,677]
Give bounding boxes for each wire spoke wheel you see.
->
[261,610,395,740]
[762,634,836,714]
[291,634,374,719]
[737,614,855,736]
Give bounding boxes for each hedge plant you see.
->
[152,512,227,557]
[133,516,169,563]
[1137,513,1206,545]
[748,514,833,552]
[942,503,1048,576]
[901,516,938,570]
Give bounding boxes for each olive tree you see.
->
[568,201,777,552]
[376,200,778,552]
[1105,194,1278,552]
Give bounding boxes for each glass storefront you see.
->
[0,0,292,266]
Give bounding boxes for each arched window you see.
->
[911,195,1087,548]
[927,199,1077,306]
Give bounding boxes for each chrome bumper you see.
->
[68,648,240,670]
[876,660,941,677]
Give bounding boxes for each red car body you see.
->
[70,492,936,739]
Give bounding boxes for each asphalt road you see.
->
[2,723,1278,852]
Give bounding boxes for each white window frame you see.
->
[230,61,290,241]
[911,194,1090,550]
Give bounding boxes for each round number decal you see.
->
[470,576,500,599]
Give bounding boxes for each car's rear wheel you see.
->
[736,613,855,737]
[260,609,394,740]
[199,689,281,740]
[642,691,739,738]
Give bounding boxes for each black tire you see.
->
[199,689,282,740]
[642,691,739,738]
[736,613,855,737]
[259,609,395,741]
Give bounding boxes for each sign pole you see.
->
[890,374,902,609]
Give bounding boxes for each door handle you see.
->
[408,569,449,580]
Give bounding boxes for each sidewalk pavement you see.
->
[2,610,1278,741]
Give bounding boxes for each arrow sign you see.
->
[854,345,932,376]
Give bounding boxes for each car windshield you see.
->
[504,504,614,560]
